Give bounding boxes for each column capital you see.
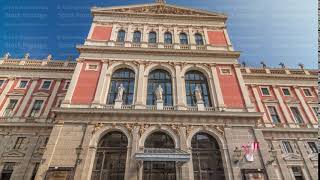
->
[76,58,85,63]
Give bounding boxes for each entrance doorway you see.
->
[143,132,176,180]
[191,133,225,180]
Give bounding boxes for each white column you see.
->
[125,24,133,47]
[234,65,254,112]
[102,74,112,105]
[293,86,316,124]
[223,29,234,51]
[92,62,109,107]
[110,24,118,42]
[203,27,210,45]
[87,23,95,39]
[42,80,61,117]
[272,86,294,125]
[173,27,180,49]
[62,61,83,107]
[141,25,148,48]
[188,27,196,50]
[108,24,118,46]
[135,62,146,109]
[158,25,164,48]
[15,79,38,117]
[175,64,186,110]
[251,85,270,125]
[210,65,225,110]
[0,78,15,107]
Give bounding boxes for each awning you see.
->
[135,148,190,162]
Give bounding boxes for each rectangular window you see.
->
[220,68,232,75]
[268,106,281,123]
[18,80,28,88]
[3,99,18,117]
[290,107,304,124]
[64,81,70,90]
[291,166,304,180]
[282,141,294,153]
[0,80,4,88]
[14,137,26,149]
[282,88,291,96]
[261,87,270,96]
[29,100,44,117]
[312,107,318,115]
[41,80,51,89]
[86,64,99,71]
[303,89,312,97]
[1,162,15,180]
[307,142,318,153]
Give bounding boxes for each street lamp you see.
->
[233,147,242,164]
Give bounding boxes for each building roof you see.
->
[91,2,227,20]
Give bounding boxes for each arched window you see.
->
[145,131,175,149]
[133,31,141,43]
[147,69,173,106]
[148,31,157,43]
[164,32,173,44]
[185,70,211,107]
[107,68,135,105]
[144,132,176,180]
[91,131,128,180]
[117,30,126,42]
[192,133,225,180]
[195,33,204,45]
[180,33,188,45]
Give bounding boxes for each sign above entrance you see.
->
[135,148,190,162]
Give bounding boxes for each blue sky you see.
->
[0,0,317,68]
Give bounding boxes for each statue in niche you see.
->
[155,84,163,101]
[116,84,125,101]
[194,85,203,103]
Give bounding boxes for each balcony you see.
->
[196,45,206,50]
[115,42,125,47]
[164,44,173,49]
[180,45,190,50]
[132,43,141,48]
[148,43,157,48]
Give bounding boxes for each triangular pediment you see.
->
[2,150,25,157]
[33,92,50,97]
[92,3,226,18]
[308,154,318,161]
[283,153,302,161]
[57,92,66,97]
[8,91,25,96]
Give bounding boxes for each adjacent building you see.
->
[0,1,318,180]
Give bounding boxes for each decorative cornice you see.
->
[52,107,262,119]
[76,45,241,59]
[91,3,227,21]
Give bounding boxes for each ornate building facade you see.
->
[0,1,318,180]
